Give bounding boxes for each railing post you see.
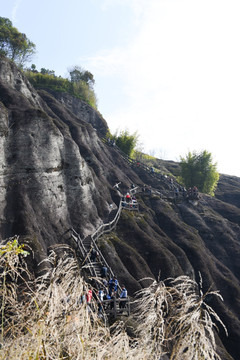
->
[127,299,130,316]
[113,297,117,318]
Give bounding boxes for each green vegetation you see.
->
[25,65,98,109]
[0,236,29,257]
[0,237,30,345]
[0,239,226,359]
[111,129,139,157]
[69,65,95,88]
[133,151,155,163]
[0,17,35,66]
[180,150,219,195]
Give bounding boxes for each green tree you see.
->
[0,17,35,66]
[112,129,139,157]
[40,68,55,76]
[30,63,37,72]
[69,66,95,87]
[180,150,219,195]
[68,65,97,108]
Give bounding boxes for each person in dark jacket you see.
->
[90,248,98,262]
[108,276,118,296]
[101,265,108,278]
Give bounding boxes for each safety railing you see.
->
[71,228,87,258]
[70,199,124,292]
[71,229,99,279]
[91,200,123,242]
[102,297,130,318]
[121,201,139,211]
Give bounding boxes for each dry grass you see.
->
[0,239,227,359]
[133,275,227,360]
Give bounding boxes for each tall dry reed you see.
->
[133,275,227,360]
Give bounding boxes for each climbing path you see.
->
[69,139,199,318]
[103,137,200,203]
[70,195,135,318]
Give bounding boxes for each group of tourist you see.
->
[186,186,199,199]
[174,185,199,200]
[96,273,128,313]
[122,192,138,209]
[81,278,128,315]
[85,253,129,314]
[149,167,200,201]
[101,269,127,302]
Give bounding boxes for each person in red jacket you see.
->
[86,288,92,304]
[126,192,131,203]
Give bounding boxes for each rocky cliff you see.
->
[0,57,240,359]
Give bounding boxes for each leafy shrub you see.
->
[180,150,219,196]
[111,129,139,157]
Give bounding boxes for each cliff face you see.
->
[0,57,240,359]
[42,89,108,136]
[0,57,139,260]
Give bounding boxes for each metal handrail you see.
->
[91,200,123,241]
[71,229,98,278]
[90,200,123,289]
[71,228,87,258]
[90,235,115,281]
[70,199,124,291]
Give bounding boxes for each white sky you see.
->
[1,0,240,176]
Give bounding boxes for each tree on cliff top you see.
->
[0,17,35,66]
[69,66,95,88]
[68,65,97,108]
[180,150,219,195]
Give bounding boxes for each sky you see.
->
[1,0,240,176]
